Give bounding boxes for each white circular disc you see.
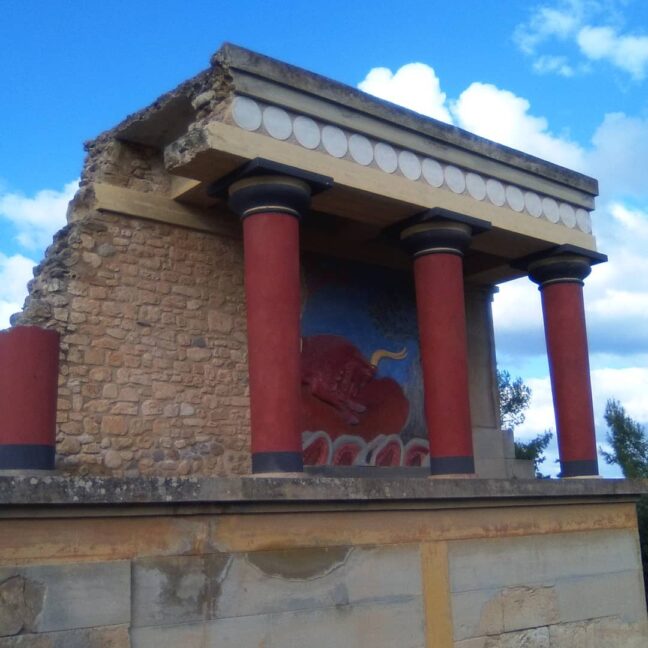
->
[466,173,486,200]
[524,191,542,217]
[422,158,444,187]
[349,134,373,165]
[293,115,320,149]
[322,125,348,158]
[262,105,292,140]
[506,185,525,212]
[398,150,421,180]
[232,96,262,131]
[559,203,576,228]
[375,142,398,173]
[576,208,591,233]
[542,197,560,223]
[486,178,506,206]
[445,165,466,194]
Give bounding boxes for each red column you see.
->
[528,252,602,477]
[402,219,482,475]
[0,326,59,470]
[217,163,331,474]
[242,211,302,472]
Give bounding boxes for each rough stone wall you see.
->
[13,208,250,476]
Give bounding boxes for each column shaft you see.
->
[243,212,303,473]
[414,253,475,474]
[541,281,598,476]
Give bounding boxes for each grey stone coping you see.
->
[0,475,645,509]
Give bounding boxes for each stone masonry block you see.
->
[0,562,130,634]
[130,599,425,648]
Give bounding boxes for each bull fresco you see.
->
[301,256,429,467]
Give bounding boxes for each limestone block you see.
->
[132,544,423,628]
[217,544,422,620]
[130,599,425,648]
[0,562,130,633]
[0,624,130,648]
[548,616,648,648]
[555,570,647,625]
[494,626,550,648]
[132,553,230,628]
[0,575,43,636]
[449,529,641,593]
[473,457,508,479]
[505,459,535,479]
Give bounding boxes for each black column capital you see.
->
[514,244,607,289]
[399,209,490,258]
[208,157,332,219]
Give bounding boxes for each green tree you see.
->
[497,369,531,430]
[497,369,553,478]
[601,399,648,478]
[600,398,648,601]
[514,430,553,479]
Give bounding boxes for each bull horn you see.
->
[370,347,408,367]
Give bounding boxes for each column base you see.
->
[429,456,475,476]
[252,451,304,474]
[560,459,599,478]
[0,445,55,470]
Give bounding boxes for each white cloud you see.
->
[513,2,584,54]
[514,1,648,79]
[532,55,576,76]
[587,113,648,198]
[578,25,648,79]
[0,253,36,329]
[452,83,586,170]
[0,180,77,251]
[357,63,453,123]
[358,63,587,169]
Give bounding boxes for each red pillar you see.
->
[528,251,603,477]
[242,211,302,472]
[402,217,487,475]
[216,160,332,473]
[0,326,59,470]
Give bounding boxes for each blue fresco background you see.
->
[301,255,426,441]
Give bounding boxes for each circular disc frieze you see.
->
[486,179,506,206]
[466,173,486,201]
[422,158,444,187]
[263,106,292,140]
[559,203,576,228]
[524,191,542,218]
[349,134,373,165]
[506,185,525,212]
[576,208,591,233]
[398,150,422,180]
[542,197,560,223]
[375,142,398,173]
[232,96,262,131]
[322,125,348,158]
[293,116,320,149]
[445,165,466,194]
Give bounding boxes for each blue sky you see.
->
[3,0,648,475]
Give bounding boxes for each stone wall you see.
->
[13,208,250,476]
[0,476,646,647]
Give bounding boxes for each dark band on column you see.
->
[252,451,304,474]
[0,444,55,470]
[560,458,599,477]
[429,456,475,475]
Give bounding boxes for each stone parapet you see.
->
[0,475,645,509]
